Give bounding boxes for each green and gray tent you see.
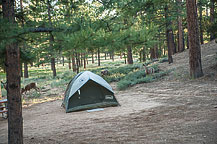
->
[62,71,119,112]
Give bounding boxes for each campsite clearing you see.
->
[0,40,217,144]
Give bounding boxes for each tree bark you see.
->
[77,53,81,67]
[198,0,204,44]
[24,63,29,78]
[127,46,133,64]
[51,57,56,77]
[142,47,146,62]
[3,0,23,143]
[83,53,86,69]
[104,52,107,60]
[111,51,114,61]
[75,53,79,73]
[48,0,56,77]
[97,48,100,66]
[165,5,173,64]
[177,0,185,52]
[172,30,177,54]
[186,0,204,78]
[68,57,71,69]
[91,52,94,63]
[80,53,83,67]
[72,53,76,72]
[62,56,64,66]
[150,48,155,60]
[210,0,215,40]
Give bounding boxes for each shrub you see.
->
[117,69,172,90]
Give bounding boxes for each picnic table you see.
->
[0,99,8,119]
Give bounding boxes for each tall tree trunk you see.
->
[3,0,23,143]
[177,0,185,52]
[187,33,189,49]
[155,45,159,58]
[172,30,177,54]
[210,0,215,40]
[48,0,56,77]
[83,53,86,69]
[91,52,94,63]
[51,58,56,77]
[198,0,204,44]
[97,48,100,66]
[150,45,158,60]
[24,63,29,78]
[104,52,107,60]
[112,51,114,61]
[80,53,83,67]
[62,56,64,66]
[76,53,79,73]
[127,46,133,64]
[150,48,155,60]
[20,0,24,78]
[186,0,204,78]
[142,47,146,62]
[72,53,76,72]
[165,5,173,64]
[77,53,80,67]
[68,57,71,69]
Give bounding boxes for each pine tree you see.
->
[2,0,23,143]
[186,0,204,78]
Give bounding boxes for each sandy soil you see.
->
[0,40,217,144]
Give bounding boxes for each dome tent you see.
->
[62,71,119,113]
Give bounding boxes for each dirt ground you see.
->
[0,40,217,144]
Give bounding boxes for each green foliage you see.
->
[100,63,160,84]
[117,70,172,90]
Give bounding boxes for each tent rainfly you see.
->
[62,71,119,112]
